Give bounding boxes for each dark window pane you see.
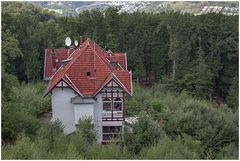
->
[103,126,121,133]
[103,102,111,111]
[114,102,122,111]
[102,134,121,141]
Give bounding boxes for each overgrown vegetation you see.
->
[1,1,238,160]
[2,84,238,159]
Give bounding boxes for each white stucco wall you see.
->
[51,87,77,134]
[73,104,94,124]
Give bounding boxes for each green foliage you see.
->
[125,85,238,159]
[163,99,238,155]
[2,134,37,159]
[2,30,22,73]
[76,117,96,144]
[2,84,238,159]
[86,143,133,159]
[2,82,50,141]
[226,76,238,111]
[215,143,239,159]
[125,112,161,154]
[1,2,238,160]
[2,73,19,102]
[140,134,202,159]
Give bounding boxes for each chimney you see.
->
[79,36,82,48]
[51,49,56,72]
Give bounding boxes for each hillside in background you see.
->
[30,1,239,16]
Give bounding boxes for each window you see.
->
[103,126,121,133]
[86,72,91,76]
[102,126,122,141]
[102,98,111,111]
[114,98,122,111]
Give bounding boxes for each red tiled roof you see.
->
[44,38,132,97]
[105,52,127,70]
[44,48,75,80]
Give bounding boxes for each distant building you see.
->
[195,5,238,16]
[44,38,133,143]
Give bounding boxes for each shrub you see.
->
[2,134,37,159]
[125,112,161,154]
[162,98,238,159]
[2,103,41,141]
[2,82,50,141]
[76,117,96,144]
[140,134,202,159]
[86,143,133,159]
[215,143,238,159]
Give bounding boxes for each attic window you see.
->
[112,62,118,69]
[86,72,91,76]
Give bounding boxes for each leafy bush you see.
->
[2,134,37,159]
[76,117,96,144]
[125,112,161,154]
[140,134,202,159]
[162,97,238,159]
[9,82,50,114]
[2,82,50,141]
[215,143,238,159]
[126,85,238,159]
[2,103,41,141]
[226,76,238,111]
[86,143,133,159]
[2,73,19,102]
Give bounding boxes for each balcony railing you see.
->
[102,111,123,120]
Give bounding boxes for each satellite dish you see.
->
[74,40,78,47]
[65,37,71,47]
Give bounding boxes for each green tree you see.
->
[125,112,161,153]
[226,76,238,111]
[76,117,96,144]
[140,134,202,159]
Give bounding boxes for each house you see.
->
[44,38,133,143]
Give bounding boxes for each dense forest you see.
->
[1,2,239,159]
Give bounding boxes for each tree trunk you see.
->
[172,59,176,81]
